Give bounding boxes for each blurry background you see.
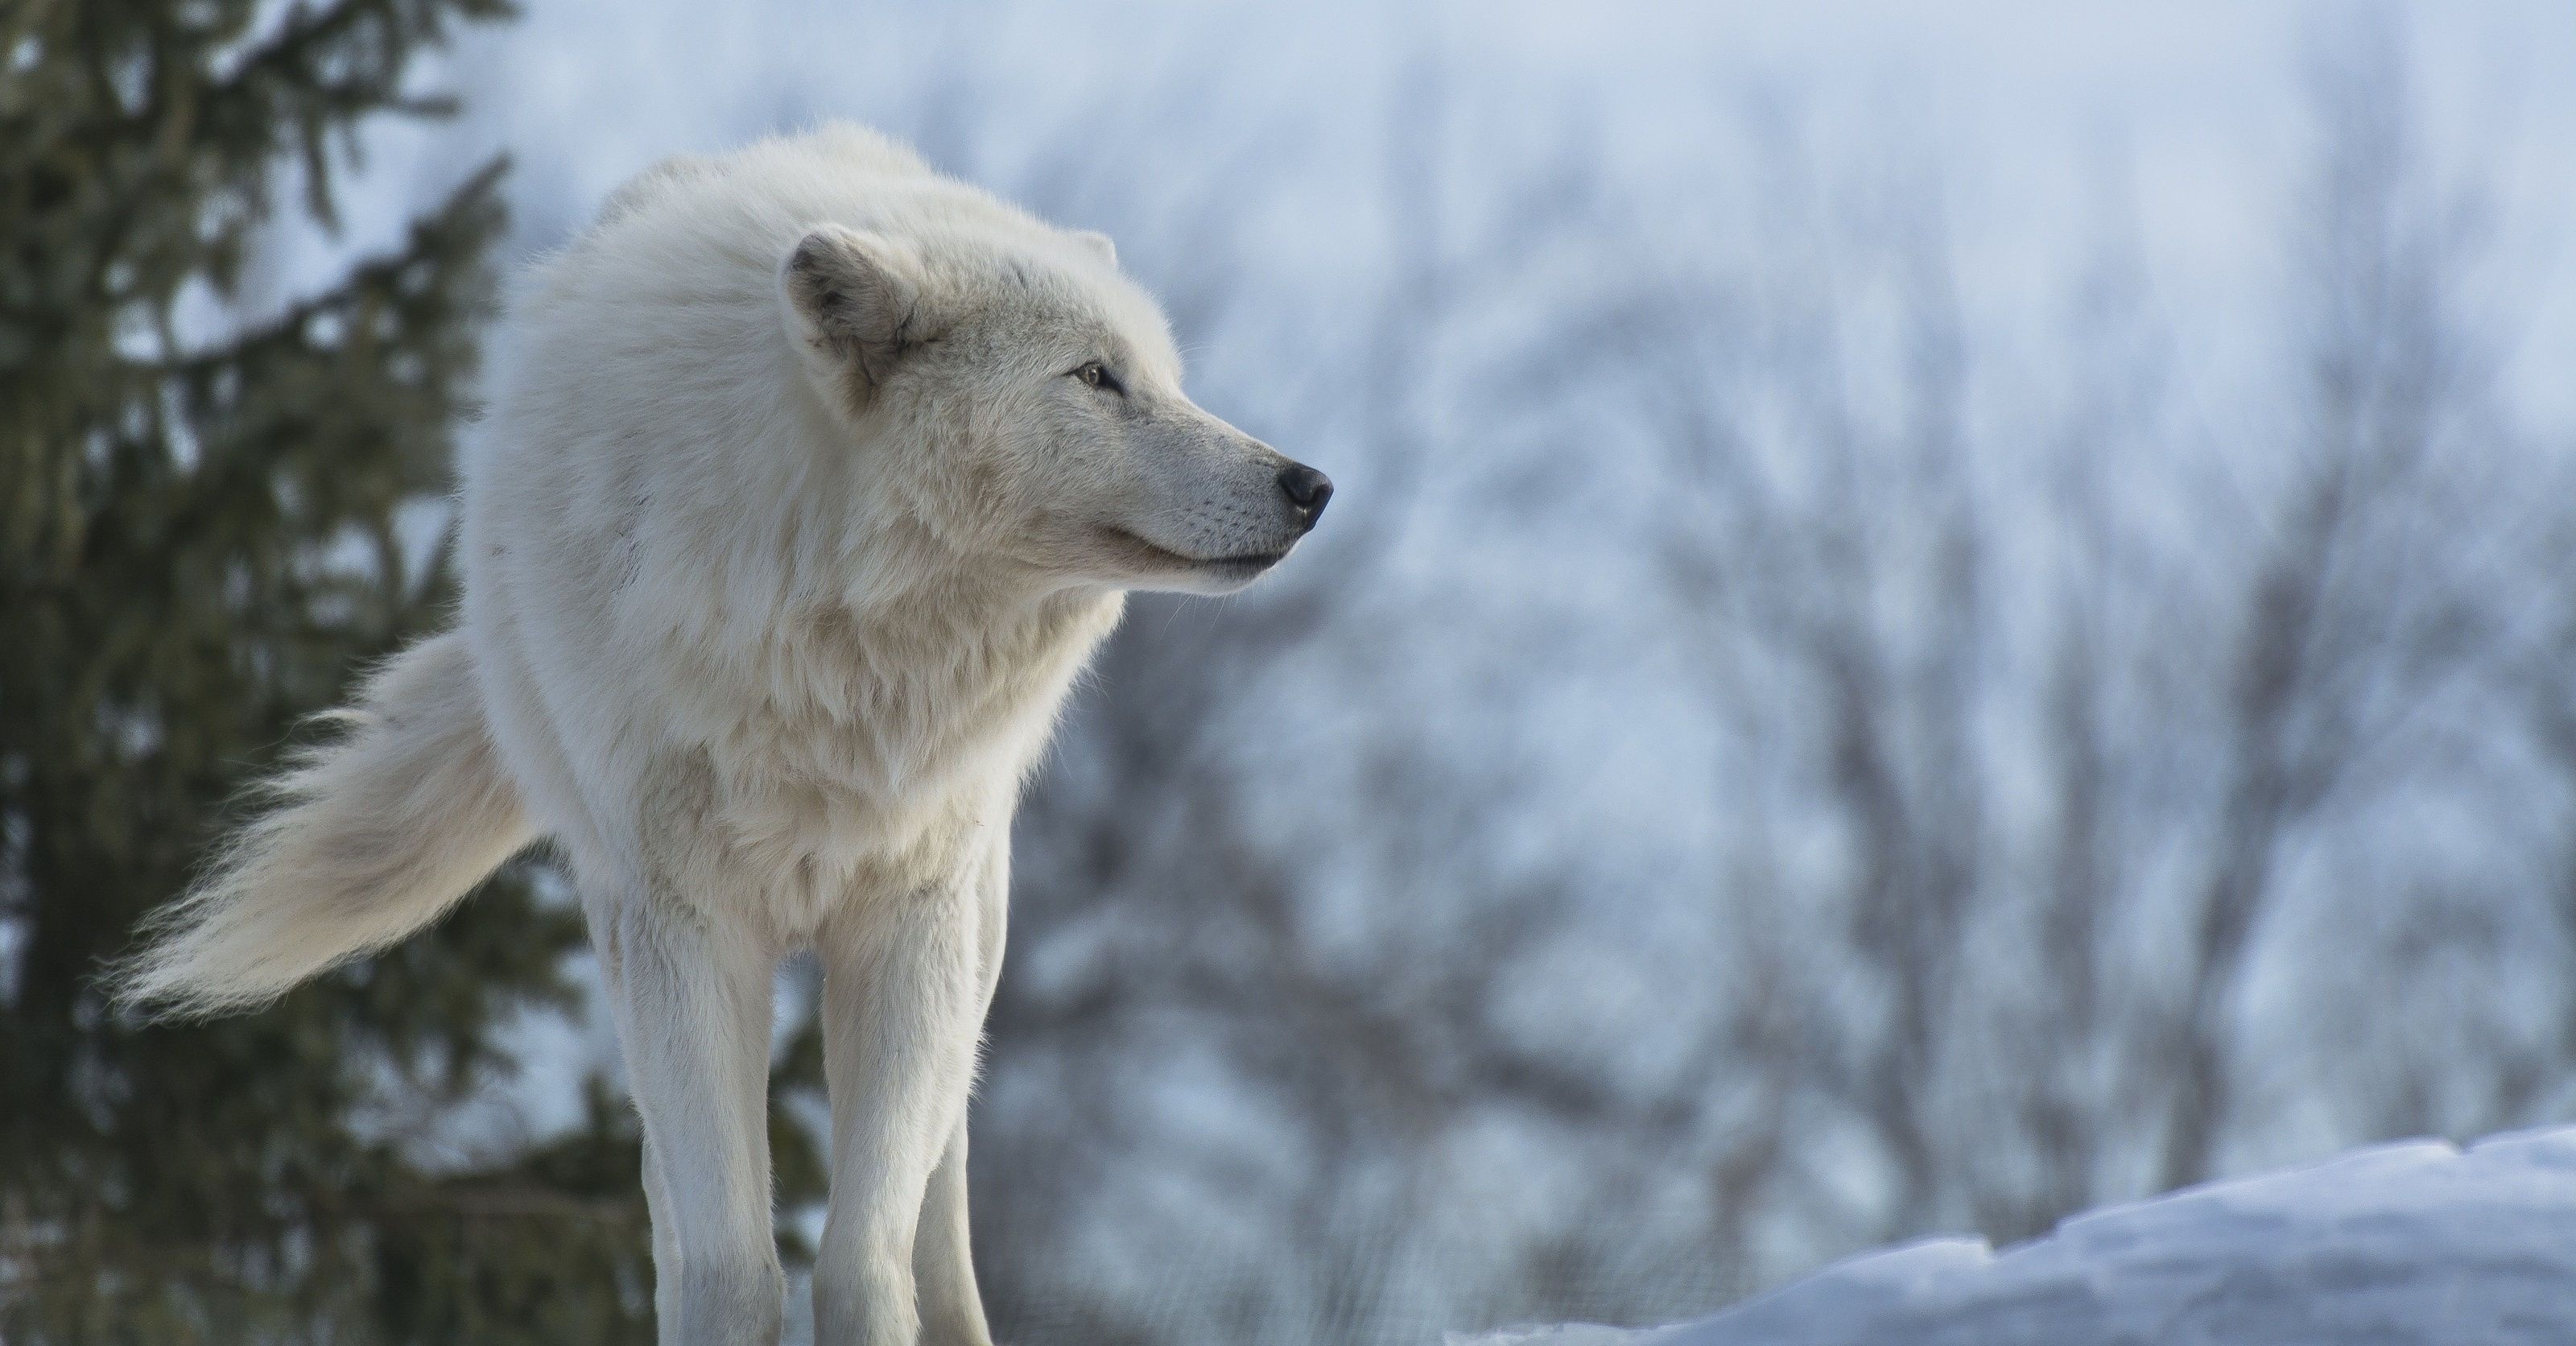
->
[10,2,2576,1342]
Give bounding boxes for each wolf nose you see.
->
[1278,463,1333,525]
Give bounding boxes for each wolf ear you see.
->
[779,225,930,404]
[1071,229,1117,269]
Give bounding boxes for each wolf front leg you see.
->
[592,890,786,1346]
[812,851,995,1346]
[913,831,1009,1346]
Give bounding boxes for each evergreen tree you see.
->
[0,2,750,1338]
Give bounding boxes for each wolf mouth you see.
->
[1100,526,1287,572]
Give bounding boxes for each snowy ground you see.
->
[1458,1127,2576,1346]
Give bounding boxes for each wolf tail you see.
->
[113,630,533,1017]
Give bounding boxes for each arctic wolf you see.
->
[115,124,1331,1345]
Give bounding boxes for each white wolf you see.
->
[114,124,1331,1345]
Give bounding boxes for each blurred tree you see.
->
[919,23,2573,1343]
[0,0,706,1338]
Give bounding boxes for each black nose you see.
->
[1278,462,1333,524]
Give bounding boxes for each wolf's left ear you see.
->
[780,224,931,405]
[1071,230,1117,269]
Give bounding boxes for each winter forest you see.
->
[9,2,2576,1342]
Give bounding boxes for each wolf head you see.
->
[778,221,1329,597]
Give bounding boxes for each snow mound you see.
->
[1453,1126,2576,1346]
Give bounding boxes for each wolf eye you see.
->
[1069,361,1123,394]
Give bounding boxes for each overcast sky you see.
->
[339,0,2576,1164]
[328,1,2575,424]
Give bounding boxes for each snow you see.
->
[1455,1127,2576,1346]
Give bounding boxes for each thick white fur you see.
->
[115,124,1327,1345]
[116,630,532,1011]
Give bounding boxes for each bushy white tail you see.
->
[114,630,531,1016]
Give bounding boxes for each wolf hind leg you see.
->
[912,1119,987,1346]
